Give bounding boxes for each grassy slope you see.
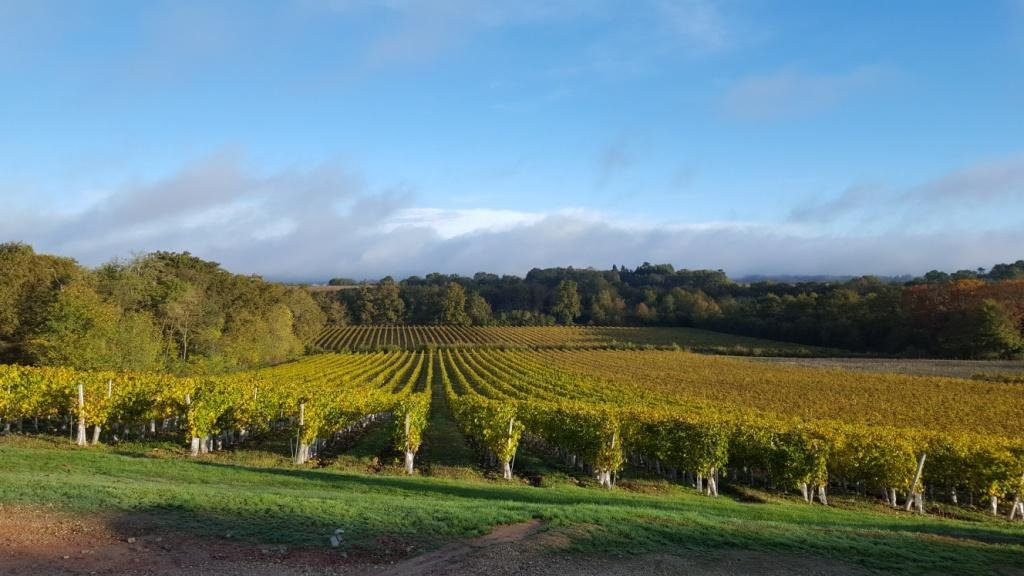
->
[1,436,1023,575]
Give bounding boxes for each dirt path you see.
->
[371,519,544,576]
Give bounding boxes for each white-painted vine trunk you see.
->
[190,437,201,456]
[296,443,310,465]
[91,425,101,445]
[991,496,999,516]
[502,460,513,480]
[800,482,809,502]
[706,470,718,497]
[1009,500,1023,520]
[817,484,828,506]
[405,451,415,475]
[75,383,87,446]
[905,453,926,513]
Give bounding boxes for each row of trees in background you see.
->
[318,261,1024,359]
[0,243,325,373]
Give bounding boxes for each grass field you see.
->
[313,325,834,356]
[2,434,1023,575]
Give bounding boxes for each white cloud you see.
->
[381,208,545,238]
[4,150,1024,281]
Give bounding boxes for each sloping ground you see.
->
[0,506,873,576]
[2,437,1024,575]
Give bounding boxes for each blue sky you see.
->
[1,0,1023,280]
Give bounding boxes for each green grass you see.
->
[1,435,1023,574]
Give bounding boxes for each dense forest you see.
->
[0,243,324,373]
[318,261,1024,359]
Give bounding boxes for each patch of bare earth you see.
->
[0,505,354,576]
[0,506,869,576]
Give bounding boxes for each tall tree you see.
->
[373,277,405,324]
[281,286,327,343]
[440,283,470,325]
[162,283,220,362]
[552,280,581,325]
[356,283,376,324]
[28,281,119,370]
[313,292,350,326]
[467,292,492,325]
[590,287,625,324]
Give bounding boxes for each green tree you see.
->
[356,283,376,324]
[552,280,581,325]
[281,286,327,343]
[466,292,492,325]
[28,281,118,370]
[162,283,220,362]
[0,243,82,361]
[107,311,164,372]
[590,287,625,324]
[313,292,350,326]
[373,277,405,324]
[440,283,470,325]
[972,299,1024,359]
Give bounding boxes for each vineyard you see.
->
[3,348,1024,521]
[0,352,432,472]
[313,325,830,356]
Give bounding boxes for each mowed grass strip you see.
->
[1,436,1023,575]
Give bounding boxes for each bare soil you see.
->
[0,505,868,576]
[748,356,1024,379]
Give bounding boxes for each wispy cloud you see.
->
[789,153,1024,228]
[723,65,889,121]
[788,184,885,224]
[902,152,1024,205]
[657,0,729,54]
[317,0,610,66]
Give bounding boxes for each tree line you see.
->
[0,243,325,373]
[318,261,1024,359]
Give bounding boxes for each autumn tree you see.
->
[373,277,405,324]
[440,283,470,325]
[467,292,493,325]
[356,283,376,324]
[552,280,581,325]
[162,283,220,363]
